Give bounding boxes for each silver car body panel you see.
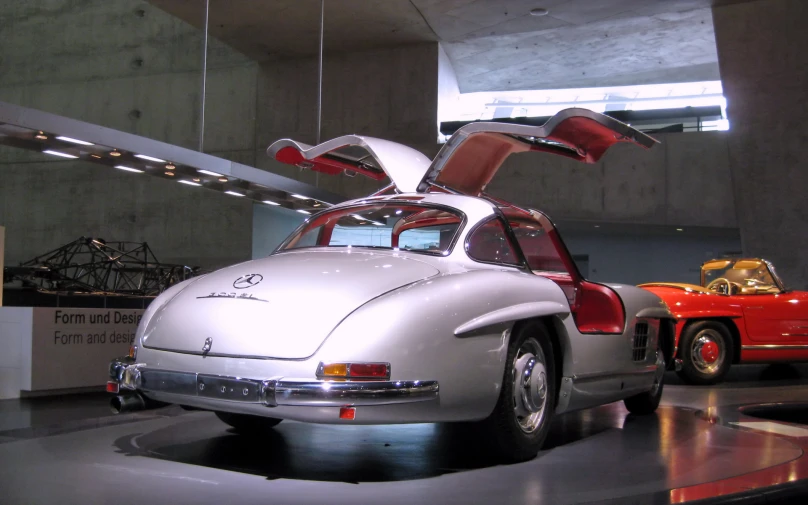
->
[116,109,673,425]
[128,194,671,422]
[142,250,441,359]
[266,135,431,194]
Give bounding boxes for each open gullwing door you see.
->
[267,135,431,194]
[418,108,659,196]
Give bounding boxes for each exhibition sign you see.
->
[0,307,143,397]
[31,307,142,390]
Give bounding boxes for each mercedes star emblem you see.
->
[233,273,263,289]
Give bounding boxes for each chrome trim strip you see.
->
[274,380,439,407]
[573,365,658,383]
[742,345,808,351]
[108,360,439,407]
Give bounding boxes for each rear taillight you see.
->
[348,363,388,378]
[317,362,390,380]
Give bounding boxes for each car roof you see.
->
[326,191,499,225]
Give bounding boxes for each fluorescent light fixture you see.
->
[134,154,166,163]
[178,180,201,186]
[55,136,94,146]
[352,214,366,221]
[676,228,684,232]
[114,165,143,173]
[263,200,281,206]
[372,221,384,226]
[43,150,78,159]
[291,194,308,199]
[296,209,311,215]
[198,169,223,177]
[225,190,244,197]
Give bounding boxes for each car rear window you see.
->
[278,203,464,256]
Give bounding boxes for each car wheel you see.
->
[623,338,665,415]
[214,411,282,433]
[676,320,734,385]
[482,320,557,463]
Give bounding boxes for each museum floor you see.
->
[2,366,808,505]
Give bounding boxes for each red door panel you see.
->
[741,292,808,344]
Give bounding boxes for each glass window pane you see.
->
[281,203,463,256]
[466,218,519,265]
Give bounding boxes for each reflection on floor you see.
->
[0,364,807,504]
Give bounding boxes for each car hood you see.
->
[141,249,440,359]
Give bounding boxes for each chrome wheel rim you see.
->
[512,337,548,433]
[690,329,725,375]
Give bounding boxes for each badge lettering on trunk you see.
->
[196,292,268,302]
[202,337,212,355]
[233,274,263,289]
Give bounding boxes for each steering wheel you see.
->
[706,277,740,295]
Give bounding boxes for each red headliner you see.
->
[275,146,387,181]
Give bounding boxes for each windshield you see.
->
[701,259,782,295]
[279,202,464,256]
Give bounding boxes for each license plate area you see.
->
[140,370,197,395]
[139,369,264,403]
[197,375,263,402]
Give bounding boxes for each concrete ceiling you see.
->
[148,0,723,92]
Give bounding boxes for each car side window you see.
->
[466,218,520,266]
[289,226,322,248]
[511,226,569,273]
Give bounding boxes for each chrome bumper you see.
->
[109,357,439,407]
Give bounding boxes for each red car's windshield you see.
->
[278,202,464,256]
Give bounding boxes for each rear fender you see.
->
[314,269,572,421]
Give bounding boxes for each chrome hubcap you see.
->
[691,330,725,375]
[512,338,548,433]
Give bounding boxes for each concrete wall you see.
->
[437,44,461,132]
[488,131,737,228]
[254,43,443,200]
[0,225,4,306]
[562,228,742,286]
[713,0,808,289]
[0,1,748,282]
[0,0,256,269]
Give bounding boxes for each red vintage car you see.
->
[640,258,808,384]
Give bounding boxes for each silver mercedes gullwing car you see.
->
[108,108,675,462]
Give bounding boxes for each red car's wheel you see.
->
[676,321,734,385]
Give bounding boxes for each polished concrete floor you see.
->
[1,365,808,504]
